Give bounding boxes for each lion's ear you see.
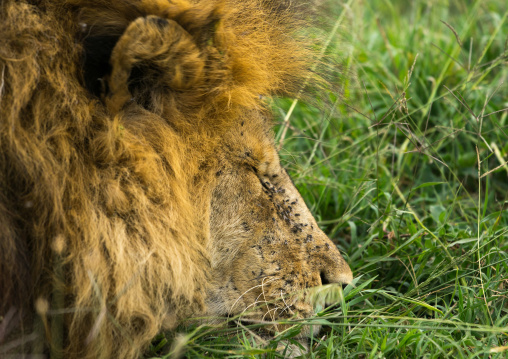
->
[81,13,209,115]
[104,16,206,114]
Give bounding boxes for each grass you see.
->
[150,0,508,357]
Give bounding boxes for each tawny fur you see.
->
[0,0,352,358]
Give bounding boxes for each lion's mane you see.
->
[0,0,318,357]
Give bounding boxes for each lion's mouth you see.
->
[226,282,346,325]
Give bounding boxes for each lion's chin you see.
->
[231,307,324,338]
[203,283,348,341]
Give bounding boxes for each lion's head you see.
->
[207,113,353,323]
[0,0,352,357]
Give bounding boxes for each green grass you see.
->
[151,0,508,357]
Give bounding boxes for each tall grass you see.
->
[151,0,508,357]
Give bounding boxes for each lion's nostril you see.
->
[319,271,329,285]
[318,261,353,288]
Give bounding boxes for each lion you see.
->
[0,0,353,357]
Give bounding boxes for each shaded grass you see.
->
[152,0,508,357]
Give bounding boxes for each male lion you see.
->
[0,0,353,357]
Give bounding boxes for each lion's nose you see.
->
[317,249,353,287]
[319,266,353,286]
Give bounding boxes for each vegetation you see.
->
[151,0,508,357]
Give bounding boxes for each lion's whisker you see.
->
[229,276,279,315]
